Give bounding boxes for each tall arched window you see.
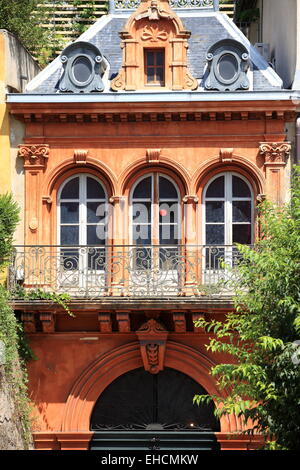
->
[131,173,180,246]
[203,172,253,270]
[58,174,108,278]
[130,173,181,290]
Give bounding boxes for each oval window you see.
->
[72,56,93,84]
[217,53,239,83]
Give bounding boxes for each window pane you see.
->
[133,202,151,223]
[206,224,224,245]
[87,225,106,244]
[159,177,178,199]
[160,225,179,245]
[218,53,238,81]
[133,177,152,199]
[206,176,224,198]
[156,67,164,83]
[159,202,178,224]
[156,51,164,66]
[147,51,154,66]
[61,226,79,245]
[132,224,151,244]
[87,202,107,223]
[206,201,224,223]
[61,177,79,199]
[73,56,92,83]
[87,177,106,199]
[60,202,79,223]
[233,224,251,244]
[232,176,251,198]
[147,67,155,83]
[232,201,251,222]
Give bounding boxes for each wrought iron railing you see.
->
[9,245,245,299]
[113,0,219,11]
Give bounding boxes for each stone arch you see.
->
[44,157,117,198]
[191,154,265,199]
[62,341,240,433]
[119,156,191,196]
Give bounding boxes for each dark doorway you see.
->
[90,367,220,450]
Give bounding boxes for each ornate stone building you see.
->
[7,0,296,450]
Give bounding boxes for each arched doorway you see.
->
[90,367,220,450]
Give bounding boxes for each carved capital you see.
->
[109,196,126,205]
[136,318,168,374]
[146,148,161,163]
[220,148,234,163]
[42,196,52,206]
[259,142,291,164]
[182,195,198,204]
[18,144,49,168]
[74,149,88,164]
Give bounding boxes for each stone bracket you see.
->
[136,318,168,374]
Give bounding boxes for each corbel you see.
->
[116,311,131,332]
[172,311,186,333]
[40,312,55,333]
[21,313,36,333]
[192,312,206,333]
[98,313,112,333]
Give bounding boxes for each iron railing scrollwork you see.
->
[9,244,245,300]
[113,0,216,10]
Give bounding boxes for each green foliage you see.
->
[13,286,74,317]
[0,193,20,268]
[0,287,33,448]
[194,166,300,450]
[0,1,63,66]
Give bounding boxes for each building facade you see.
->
[7,0,296,450]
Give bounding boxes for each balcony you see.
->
[9,245,243,302]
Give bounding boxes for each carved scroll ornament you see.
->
[18,144,49,168]
[136,318,168,374]
[259,142,291,164]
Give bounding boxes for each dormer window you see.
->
[204,39,250,92]
[58,41,107,93]
[145,49,165,86]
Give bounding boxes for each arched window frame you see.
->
[57,173,108,247]
[202,172,254,247]
[129,172,182,246]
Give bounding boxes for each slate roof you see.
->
[26,9,283,94]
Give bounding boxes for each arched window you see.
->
[131,173,180,247]
[129,173,181,291]
[203,172,253,271]
[58,174,108,279]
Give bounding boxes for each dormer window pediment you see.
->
[111,0,198,91]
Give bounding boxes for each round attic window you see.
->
[217,53,239,84]
[71,55,93,85]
